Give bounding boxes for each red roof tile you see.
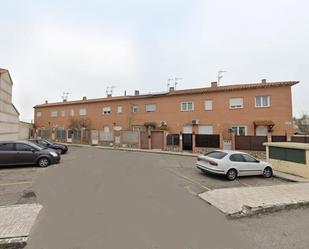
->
[34,81,299,108]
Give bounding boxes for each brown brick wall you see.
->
[34,85,294,139]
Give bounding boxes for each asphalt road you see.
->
[22,147,309,249]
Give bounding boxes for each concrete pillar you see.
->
[163,131,167,150]
[267,132,272,142]
[219,133,223,149]
[286,132,292,142]
[192,132,196,153]
[179,132,183,152]
[148,129,151,149]
[231,132,236,150]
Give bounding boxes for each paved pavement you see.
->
[0,204,42,239]
[0,146,306,248]
[199,183,309,217]
[0,167,42,206]
[26,147,250,249]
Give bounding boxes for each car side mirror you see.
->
[256,160,260,163]
[31,149,36,153]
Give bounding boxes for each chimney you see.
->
[169,86,175,92]
[82,96,87,101]
[134,90,140,96]
[261,79,267,84]
[63,99,67,102]
[45,100,48,104]
[107,94,112,98]
[211,81,218,87]
[124,90,127,96]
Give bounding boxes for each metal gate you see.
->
[182,133,193,151]
[140,131,149,149]
[151,131,164,149]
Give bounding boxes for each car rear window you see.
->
[204,151,227,159]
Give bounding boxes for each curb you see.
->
[228,200,309,219]
[67,143,199,158]
[0,237,27,249]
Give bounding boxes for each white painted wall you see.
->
[0,70,20,141]
[19,122,33,139]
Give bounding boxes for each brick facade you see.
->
[34,80,298,141]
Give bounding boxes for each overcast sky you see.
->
[1,0,308,122]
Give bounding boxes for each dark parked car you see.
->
[29,139,68,154]
[0,141,60,167]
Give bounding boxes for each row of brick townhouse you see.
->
[34,80,298,149]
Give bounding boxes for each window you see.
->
[70,109,75,116]
[132,105,139,113]
[230,125,247,136]
[16,143,33,151]
[255,96,270,108]
[145,104,156,112]
[102,107,111,115]
[117,106,123,114]
[229,154,245,162]
[79,108,86,116]
[204,151,227,159]
[61,111,65,117]
[36,112,42,117]
[242,154,259,163]
[38,140,48,147]
[204,100,213,110]
[181,101,194,112]
[51,111,58,117]
[229,98,244,109]
[0,143,14,151]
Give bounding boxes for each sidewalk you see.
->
[0,204,42,244]
[199,182,309,217]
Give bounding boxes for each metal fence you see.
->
[166,134,180,146]
[195,134,220,148]
[291,135,309,143]
[235,135,267,151]
[272,135,287,142]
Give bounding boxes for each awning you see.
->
[254,120,275,126]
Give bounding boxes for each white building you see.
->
[0,68,32,140]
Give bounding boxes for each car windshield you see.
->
[44,140,53,145]
[204,151,228,159]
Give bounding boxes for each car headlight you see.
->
[50,151,58,157]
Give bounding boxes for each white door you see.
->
[256,126,268,136]
[183,125,192,133]
[198,125,213,134]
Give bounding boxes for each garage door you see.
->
[198,125,213,134]
[151,131,164,149]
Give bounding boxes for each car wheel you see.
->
[38,157,50,168]
[226,169,237,181]
[263,167,273,178]
[56,149,63,154]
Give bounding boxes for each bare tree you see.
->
[68,117,91,130]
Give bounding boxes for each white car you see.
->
[196,150,273,181]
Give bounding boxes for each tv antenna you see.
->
[61,92,70,101]
[167,77,183,90]
[106,86,116,96]
[167,78,173,89]
[174,77,183,89]
[217,70,227,84]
